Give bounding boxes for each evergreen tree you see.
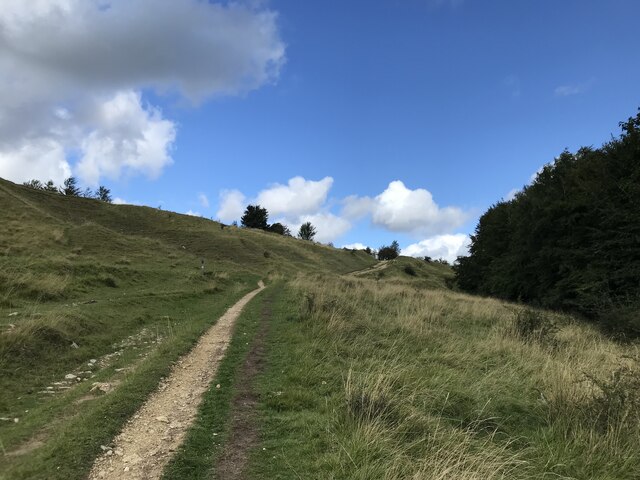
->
[61,177,81,196]
[268,222,290,236]
[298,222,317,241]
[96,186,112,203]
[44,180,59,192]
[241,205,269,229]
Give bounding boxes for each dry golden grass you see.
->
[289,274,640,479]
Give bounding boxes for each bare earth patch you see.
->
[88,281,264,480]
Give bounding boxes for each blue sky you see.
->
[1,0,639,261]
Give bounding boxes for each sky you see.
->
[1,0,639,262]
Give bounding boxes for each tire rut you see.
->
[214,293,272,480]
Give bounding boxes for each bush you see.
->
[378,240,400,260]
[582,357,640,432]
[404,265,417,276]
[513,309,558,343]
[268,222,290,236]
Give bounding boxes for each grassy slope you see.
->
[0,178,374,478]
[5,176,637,480]
[245,276,640,480]
[355,256,454,289]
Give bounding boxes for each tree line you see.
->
[454,109,640,334]
[23,176,112,203]
[240,204,317,241]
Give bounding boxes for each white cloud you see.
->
[185,210,202,217]
[403,234,471,263]
[554,79,594,97]
[112,197,141,205]
[217,177,469,244]
[216,189,246,223]
[0,138,70,184]
[288,213,351,244]
[217,176,349,242]
[256,176,333,217]
[371,181,467,236]
[342,195,374,220]
[341,242,369,250]
[198,193,210,209]
[0,0,285,185]
[76,91,176,186]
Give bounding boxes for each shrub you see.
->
[404,265,417,276]
[513,309,558,343]
[268,222,290,236]
[582,356,640,432]
[378,240,400,260]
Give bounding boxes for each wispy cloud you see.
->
[502,75,521,98]
[554,78,595,97]
[198,193,210,209]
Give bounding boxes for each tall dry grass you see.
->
[291,274,640,478]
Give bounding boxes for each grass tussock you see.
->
[0,269,69,306]
[0,314,87,363]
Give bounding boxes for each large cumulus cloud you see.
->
[0,0,285,185]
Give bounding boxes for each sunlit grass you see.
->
[252,274,640,479]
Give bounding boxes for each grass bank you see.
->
[247,275,640,479]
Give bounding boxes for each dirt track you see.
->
[348,260,390,277]
[88,281,265,480]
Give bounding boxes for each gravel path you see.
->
[88,281,265,480]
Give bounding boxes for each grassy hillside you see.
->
[0,178,375,479]
[3,176,637,480]
[351,256,454,289]
[244,275,640,479]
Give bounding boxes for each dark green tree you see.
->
[96,186,113,203]
[298,222,317,241]
[61,177,81,196]
[44,180,59,192]
[268,222,290,236]
[378,240,400,260]
[241,205,269,230]
[455,108,640,334]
